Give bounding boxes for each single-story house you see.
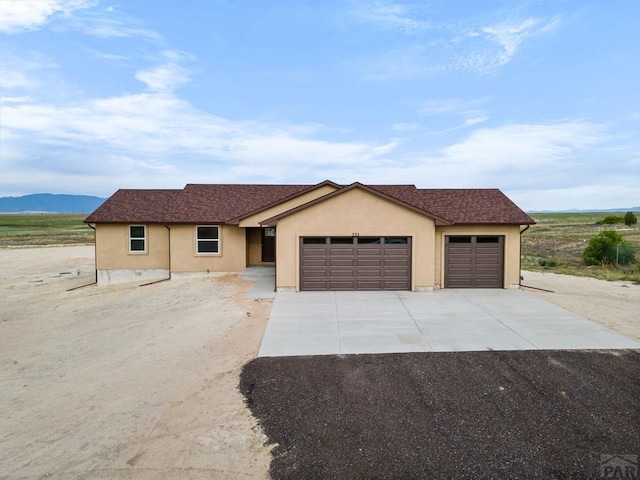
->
[84,181,535,291]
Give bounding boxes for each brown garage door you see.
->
[300,237,411,291]
[445,235,504,288]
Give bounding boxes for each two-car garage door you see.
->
[300,237,411,291]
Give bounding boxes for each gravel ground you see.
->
[240,350,640,480]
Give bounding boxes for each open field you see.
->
[0,214,94,247]
[523,212,640,283]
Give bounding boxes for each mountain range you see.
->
[0,194,106,213]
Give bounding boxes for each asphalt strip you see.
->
[240,349,640,480]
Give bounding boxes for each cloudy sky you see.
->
[0,0,638,210]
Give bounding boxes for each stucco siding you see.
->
[238,184,338,227]
[95,223,169,270]
[435,225,522,288]
[274,188,436,292]
[169,224,246,273]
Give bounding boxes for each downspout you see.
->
[519,225,530,287]
[68,223,98,290]
[518,223,555,293]
[165,223,172,281]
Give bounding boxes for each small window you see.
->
[303,237,326,244]
[477,236,500,243]
[357,237,381,244]
[129,225,146,252]
[331,237,353,244]
[448,236,472,243]
[197,226,220,254]
[385,237,408,244]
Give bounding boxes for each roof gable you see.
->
[261,182,452,226]
[227,180,341,224]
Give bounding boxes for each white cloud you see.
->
[134,51,194,92]
[440,121,603,169]
[0,51,57,91]
[0,85,399,194]
[0,0,95,33]
[392,122,421,131]
[479,16,560,70]
[359,12,561,78]
[353,1,429,32]
[419,97,489,130]
[66,8,162,41]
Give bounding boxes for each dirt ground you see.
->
[1,246,639,479]
[521,270,640,342]
[0,246,272,479]
[241,350,640,480]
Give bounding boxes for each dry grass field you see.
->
[522,212,640,284]
[0,214,93,247]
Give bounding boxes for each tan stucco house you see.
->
[84,181,535,291]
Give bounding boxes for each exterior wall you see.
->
[238,184,338,227]
[94,223,170,284]
[95,223,170,270]
[247,228,262,265]
[274,188,436,292]
[434,224,522,289]
[169,224,246,273]
[94,223,247,284]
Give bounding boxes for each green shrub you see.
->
[582,230,636,266]
[624,211,638,226]
[596,215,624,225]
[538,258,557,268]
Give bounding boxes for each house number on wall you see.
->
[352,233,359,237]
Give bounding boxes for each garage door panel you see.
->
[445,236,504,288]
[301,237,411,291]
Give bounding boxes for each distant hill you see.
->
[0,194,106,213]
[529,207,640,214]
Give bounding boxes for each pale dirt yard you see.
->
[0,246,272,480]
[521,270,640,342]
[1,247,639,480]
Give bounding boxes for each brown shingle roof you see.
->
[85,182,535,225]
[418,189,535,224]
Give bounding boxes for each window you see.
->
[129,225,146,252]
[477,236,500,243]
[385,237,408,244]
[303,237,326,244]
[357,237,381,244]
[448,236,472,243]
[330,237,354,244]
[196,226,220,254]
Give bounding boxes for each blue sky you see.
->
[0,0,638,210]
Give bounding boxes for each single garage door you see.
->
[300,236,411,291]
[445,235,504,288]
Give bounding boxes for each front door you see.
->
[261,228,276,262]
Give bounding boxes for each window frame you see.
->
[195,225,221,255]
[128,225,147,254]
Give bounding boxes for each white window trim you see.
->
[129,224,147,254]
[195,225,221,255]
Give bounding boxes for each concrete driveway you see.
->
[258,289,640,357]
